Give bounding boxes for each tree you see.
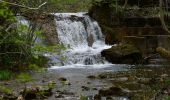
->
[0,1,48,70]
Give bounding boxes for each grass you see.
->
[0,70,12,80]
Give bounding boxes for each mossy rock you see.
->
[156,47,170,59]
[101,44,142,64]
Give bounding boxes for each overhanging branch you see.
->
[0,0,47,10]
[159,0,170,34]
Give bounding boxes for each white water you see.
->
[50,12,112,69]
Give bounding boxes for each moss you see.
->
[156,47,170,59]
[113,44,140,55]
[98,65,170,99]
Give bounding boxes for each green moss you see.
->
[156,47,170,59]
[0,85,12,94]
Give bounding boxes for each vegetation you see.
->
[0,70,12,80]
[0,0,170,99]
[0,2,39,71]
[0,1,65,79]
[0,0,94,74]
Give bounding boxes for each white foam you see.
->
[52,13,112,67]
[54,12,87,17]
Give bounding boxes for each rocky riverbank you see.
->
[0,64,170,100]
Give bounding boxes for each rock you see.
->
[2,94,18,100]
[162,86,170,95]
[87,75,96,79]
[98,74,107,79]
[21,85,53,100]
[98,87,123,96]
[127,76,138,81]
[94,94,101,100]
[98,86,131,97]
[101,44,142,64]
[17,95,24,100]
[65,81,71,85]
[4,82,10,85]
[55,92,63,98]
[58,77,67,81]
[87,34,94,47]
[87,82,91,84]
[93,88,98,90]
[81,86,90,91]
[156,47,170,59]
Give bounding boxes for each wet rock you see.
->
[87,82,91,84]
[127,76,138,81]
[56,90,74,96]
[106,96,113,100]
[58,77,67,81]
[137,78,151,84]
[156,47,170,59]
[99,87,123,96]
[162,85,170,95]
[55,92,63,98]
[84,57,94,65]
[17,95,24,100]
[98,74,107,79]
[101,44,142,64]
[93,88,98,90]
[1,94,18,100]
[81,86,90,91]
[87,75,96,79]
[4,82,10,85]
[42,79,47,83]
[98,86,131,97]
[94,94,101,100]
[65,81,71,85]
[21,85,53,100]
[87,34,94,47]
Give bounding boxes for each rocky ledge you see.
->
[101,44,143,64]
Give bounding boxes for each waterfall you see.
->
[51,12,112,68]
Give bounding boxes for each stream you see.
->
[1,13,170,100]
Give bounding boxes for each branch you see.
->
[0,0,47,10]
[159,0,170,34]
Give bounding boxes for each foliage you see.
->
[28,64,46,73]
[47,0,92,12]
[80,95,87,100]
[0,70,12,80]
[16,73,33,83]
[0,1,66,71]
[0,85,12,94]
[163,96,170,100]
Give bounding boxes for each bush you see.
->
[0,2,49,70]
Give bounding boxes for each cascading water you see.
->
[51,12,112,68]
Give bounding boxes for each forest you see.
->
[0,0,170,100]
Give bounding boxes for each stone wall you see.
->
[123,35,170,56]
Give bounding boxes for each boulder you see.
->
[156,47,170,59]
[101,44,142,64]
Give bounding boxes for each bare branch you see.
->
[159,0,170,34]
[0,0,47,10]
